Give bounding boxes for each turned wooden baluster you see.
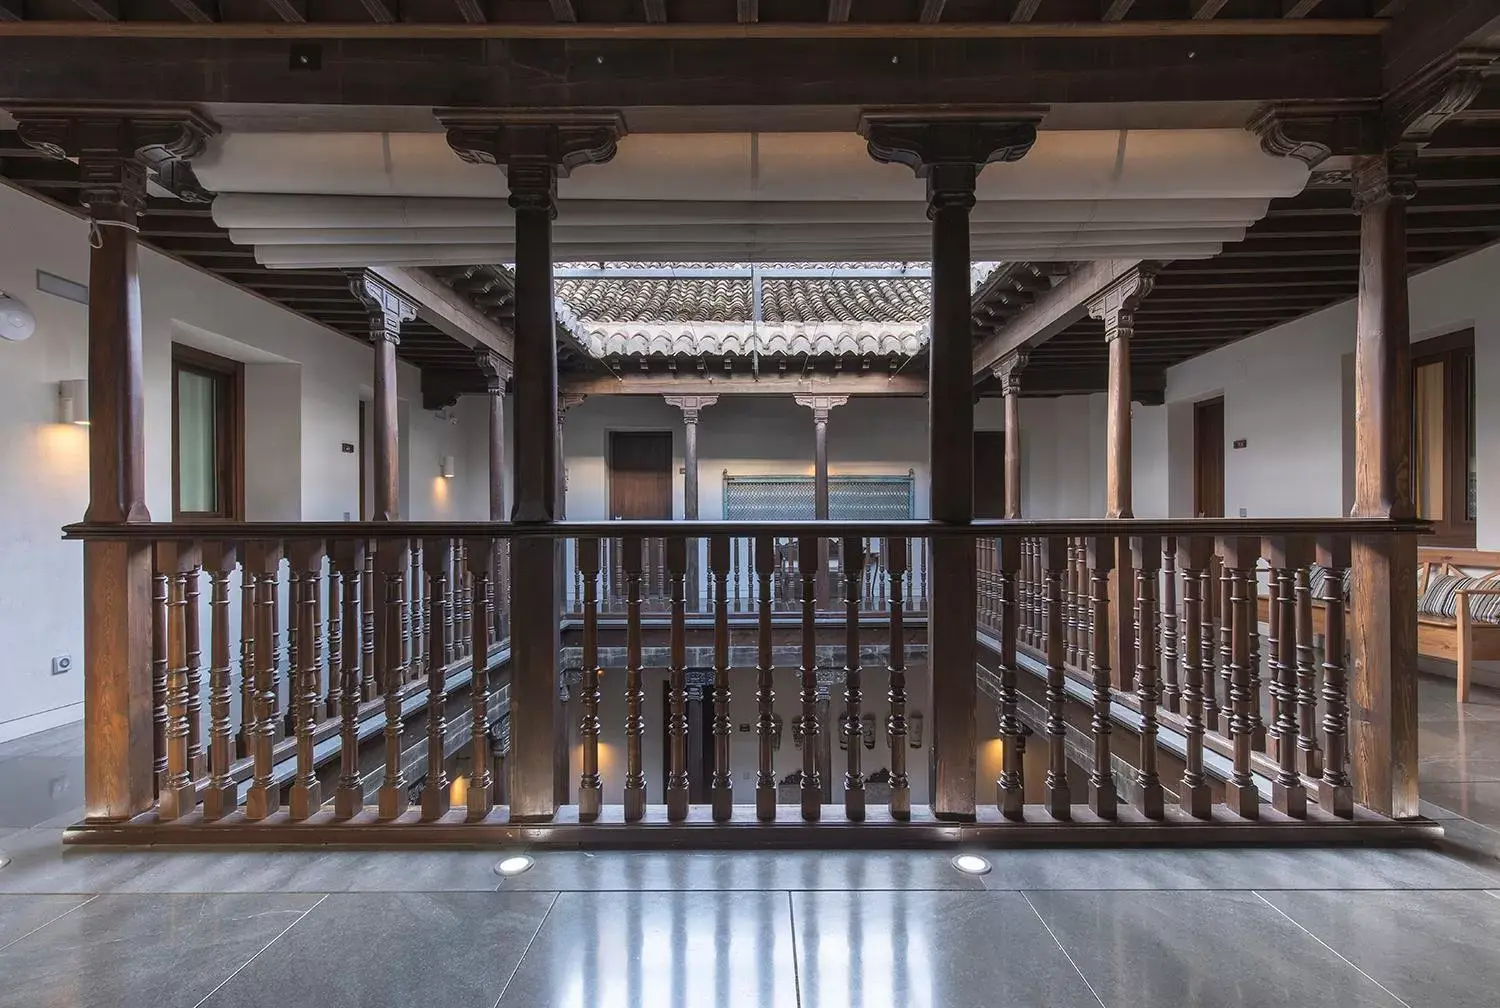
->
[841,536,866,821]
[754,535,777,821]
[458,541,472,659]
[361,550,377,699]
[665,536,690,821]
[285,564,301,734]
[377,539,411,820]
[1084,536,1118,819]
[324,548,343,720]
[1218,559,1236,736]
[1018,539,1031,647]
[1161,538,1181,714]
[886,536,911,821]
[1206,561,1226,734]
[200,543,238,821]
[1219,536,1261,819]
[578,537,603,821]
[465,538,495,822]
[244,540,283,821]
[288,539,326,821]
[623,536,647,822]
[996,536,1025,820]
[1268,536,1310,818]
[1066,540,1082,668]
[418,537,452,821]
[1177,537,1213,818]
[332,540,367,820]
[182,552,205,779]
[157,541,199,820]
[1246,564,1266,751]
[150,554,168,795]
[1041,536,1071,819]
[1317,537,1353,818]
[1295,564,1325,779]
[237,561,256,758]
[708,535,733,821]
[798,534,822,822]
[1133,536,1165,819]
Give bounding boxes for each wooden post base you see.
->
[158,783,196,822]
[377,788,409,821]
[844,786,866,823]
[1273,782,1308,819]
[1226,783,1260,820]
[420,787,450,822]
[578,785,602,823]
[1319,781,1354,819]
[1181,785,1212,820]
[1138,784,1165,821]
[1089,781,1119,820]
[801,787,821,822]
[334,787,364,821]
[244,785,275,822]
[289,782,323,821]
[1045,787,1071,820]
[712,786,733,823]
[624,790,645,823]
[666,787,689,822]
[201,783,239,822]
[756,786,776,822]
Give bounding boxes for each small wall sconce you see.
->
[57,379,88,425]
[439,454,456,479]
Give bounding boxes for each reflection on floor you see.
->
[1,676,1499,1007]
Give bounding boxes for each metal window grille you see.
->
[721,474,914,521]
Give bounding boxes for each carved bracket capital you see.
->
[558,393,587,426]
[1247,100,1382,168]
[1352,148,1420,212]
[794,394,850,424]
[991,349,1030,396]
[475,350,513,396]
[857,108,1045,213]
[1087,265,1158,343]
[8,103,220,219]
[437,109,626,213]
[348,269,418,344]
[663,394,719,424]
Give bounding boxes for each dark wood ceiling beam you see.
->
[1103,0,1136,21]
[359,0,396,22]
[549,0,576,20]
[67,0,117,19]
[261,0,305,22]
[1011,0,1042,22]
[1384,0,1500,93]
[919,0,946,23]
[455,0,485,23]
[166,0,215,22]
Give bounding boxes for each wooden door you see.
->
[974,430,1007,519]
[608,431,673,519]
[1194,397,1226,518]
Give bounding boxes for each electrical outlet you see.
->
[51,655,73,676]
[1239,508,1248,518]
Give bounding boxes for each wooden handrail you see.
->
[61,516,1432,540]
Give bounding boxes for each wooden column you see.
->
[1350,150,1421,819]
[992,350,1028,519]
[665,395,718,519]
[350,272,417,523]
[861,109,1042,821]
[476,351,512,522]
[1088,266,1156,694]
[444,110,624,821]
[11,105,217,822]
[557,393,585,520]
[794,396,848,521]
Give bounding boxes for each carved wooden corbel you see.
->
[1246,100,1382,169]
[857,108,1046,210]
[991,349,1029,396]
[348,270,418,345]
[664,394,719,424]
[793,394,850,424]
[1385,51,1497,147]
[1087,265,1159,343]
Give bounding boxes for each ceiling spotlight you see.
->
[951,854,992,876]
[494,854,534,877]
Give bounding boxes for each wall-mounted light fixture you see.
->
[0,292,37,342]
[57,379,89,425]
[439,454,456,479]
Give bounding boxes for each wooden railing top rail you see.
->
[61,516,1433,540]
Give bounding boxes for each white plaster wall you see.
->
[0,183,488,741]
[1145,240,1500,543]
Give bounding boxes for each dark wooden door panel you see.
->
[1194,397,1226,519]
[609,431,673,520]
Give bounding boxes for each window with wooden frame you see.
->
[172,345,244,521]
[1412,329,1475,547]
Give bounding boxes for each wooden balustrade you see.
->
[61,517,1428,843]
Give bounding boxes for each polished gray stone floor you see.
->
[3,680,1500,1007]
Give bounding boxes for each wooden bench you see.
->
[1416,549,1500,703]
[1252,548,1500,703]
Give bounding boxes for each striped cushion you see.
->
[1417,573,1500,623]
[1307,564,1350,602]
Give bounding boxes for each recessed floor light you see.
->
[951,854,992,876]
[494,854,534,876]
